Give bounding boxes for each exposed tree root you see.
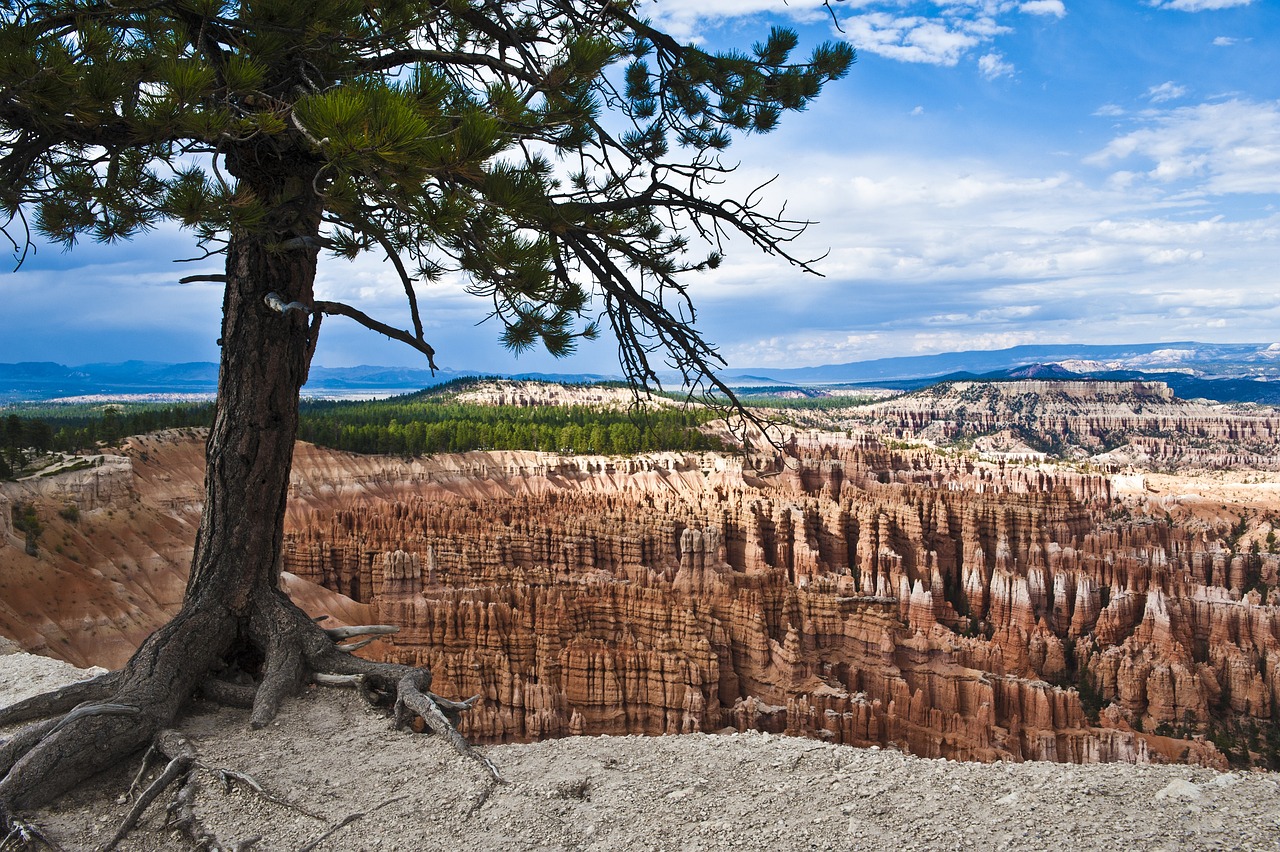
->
[101,729,321,851]
[0,815,60,852]
[297,794,408,852]
[0,673,121,729]
[0,590,497,849]
[394,673,502,783]
[199,679,259,709]
[103,731,194,852]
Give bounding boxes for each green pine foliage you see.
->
[1,391,720,464]
[298,395,722,456]
[1,0,853,399]
[0,405,214,469]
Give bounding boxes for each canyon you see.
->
[5,385,1280,770]
[825,380,1280,469]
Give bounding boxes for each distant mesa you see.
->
[1001,362,1080,380]
[722,341,1280,390]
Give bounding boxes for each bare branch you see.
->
[314,300,438,371]
[356,48,542,86]
[328,213,426,342]
[324,625,399,641]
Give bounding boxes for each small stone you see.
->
[1155,779,1202,801]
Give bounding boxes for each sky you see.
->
[2,0,1278,375]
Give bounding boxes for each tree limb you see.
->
[314,300,437,371]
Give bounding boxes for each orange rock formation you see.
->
[8,426,1280,768]
[839,380,1280,469]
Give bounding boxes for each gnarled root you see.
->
[103,731,194,852]
[394,673,500,782]
[0,813,58,851]
[1,588,493,848]
[102,729,315,851]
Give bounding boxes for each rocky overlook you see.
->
[7,399,1280,770]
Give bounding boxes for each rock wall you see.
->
[9,427,1278,767]
[284,437,1278,767]
[0,455,137,511]
[840,381,1280,469]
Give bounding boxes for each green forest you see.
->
[1,382,726,477]
[0,405,214,478]
[295,392,723,456]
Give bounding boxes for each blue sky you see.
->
[2,0,1278,375]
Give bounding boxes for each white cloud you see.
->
[1146,81,1187,103]
[1212,36,1237,46]
[842,13,989,66]
[722,332,884,366]
[647,1,1063,72]
[922,306,1039,325]
[678,135,1280,367]
[979,52,1015,80]
[911,105,926,116]
[1095,103,1126,117]
[1144,247,1206,264]
[909,331,1049,353]
[647,0,829,40]
[1087,98,1280,194]
[1149,0,1253,10]
[1020,0,1067,17]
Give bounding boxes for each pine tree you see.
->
[0,0,851,829]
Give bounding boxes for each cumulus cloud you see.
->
[1146,81,1188,102]
[978,52,1015,80]
[909,331,1050,353]
[1212,36,1238,45]
[647,0,828,40]
[722,332,884,366]
[647,1,1057,69]
[841,12,994,66]
[1086,98,1280,194]
[677,135,1280,368]
[1020,0,1067,17]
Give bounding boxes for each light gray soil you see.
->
[3,645,1279,851]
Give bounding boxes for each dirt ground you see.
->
[3,643,1279,852]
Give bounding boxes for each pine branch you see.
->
[314,300,437,371]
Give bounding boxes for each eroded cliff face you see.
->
[0,430,371,667]
[0,494,13,541]
[834,381,1280,469]
[7,426,1280,767]
[280,436,1280,768]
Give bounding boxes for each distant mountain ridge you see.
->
[0,361,615,402]
[3,341,1279,403]
[721,341,1280,384]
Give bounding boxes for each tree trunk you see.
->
[1,156,458,827]
[0,167,326,809]
[187,174,321,612]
